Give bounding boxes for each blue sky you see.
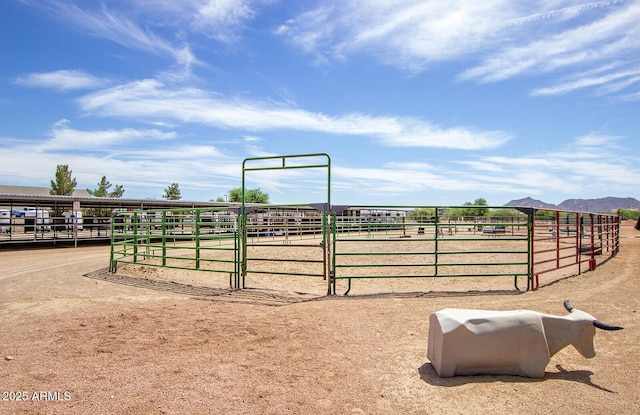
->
[1,1,639,206]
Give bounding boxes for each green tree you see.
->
[227,188,242,202]
[87,176,125,198]
[407,207,436,222]
[617,209,640,221]
[534,210,557,218]
[447,198,489,217]
[50,164,77,196]
[163,183,182,200]
[473,197,488,207]
[489,208,523,218]
[227,187,269,203]
[246,188,269,204]
[109,184,125,198]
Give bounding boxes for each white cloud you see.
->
[457,161,506,173]
[595,75,640,96]
[277,1,611,65]
[459,1,640,86]
[379,123,510,150]
[120,145,226,161]
[573,132,622,147]
[277,1,510,69]
[333,164,474,197]
[462,134,639,193]
[192,0,256,43]
[14,70,110,91]
[617,90,640,101]
[384,161,436,171]
[531,67,640,96]
[77,79,510,150]
[243,135,261,142]
[0,133,238,199]
[40,122,176,151]
[2,125,636,203]
[278,1,640,97]
[131,0,268,43]
[24,1,200,79]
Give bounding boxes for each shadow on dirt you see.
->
[85,268,528,306]
[418,363,616,393]
[84,268,318,307]
[320,289,523,301]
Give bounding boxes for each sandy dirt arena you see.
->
[1,223,638,414]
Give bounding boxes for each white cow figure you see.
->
[427,300,622,378]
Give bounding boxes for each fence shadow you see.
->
[84,268,321,306]
[85,268,527,305]
[536,255,617,290]
[312,289,523,302]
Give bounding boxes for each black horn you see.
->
[565,300,623,330]
[593,320,624,331]
[563,300,573,312]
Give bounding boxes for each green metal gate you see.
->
[238,154,333,294]
[329,206,531,295]
[109,207,238,286]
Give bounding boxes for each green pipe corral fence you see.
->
[109,204,620,295]
[330,206,531,295]
[109,207,239,286]
[109,153,620,295]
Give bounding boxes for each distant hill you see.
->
[504,197,557,209]
[557,197,640,212]
[504,196,640,213]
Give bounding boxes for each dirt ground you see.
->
[1,222,638,415]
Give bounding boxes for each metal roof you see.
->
[0,185,90,197]
[0,193,229,210]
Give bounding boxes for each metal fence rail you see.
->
[331,206,531,295]
[529,209,619,290]
[239,206,329,291]
[0,212,112,245]
[239,154,332,292]
[109,208,238,286]
[109,205,620,295]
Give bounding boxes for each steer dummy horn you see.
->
[563,300,574,312]
[593,320,624,331]
[564,300,624,331]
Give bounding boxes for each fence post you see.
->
[133,212,139,264]
[162,211,167,267]
[195,210,201,270]
[109,212,116,272]
[589,213,596,271]
[530,212,537,290]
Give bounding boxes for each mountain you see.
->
[557,197,640,212]
[504,197,557,209]
[504,196,640,213]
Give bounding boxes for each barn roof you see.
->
[0,185,226,211]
